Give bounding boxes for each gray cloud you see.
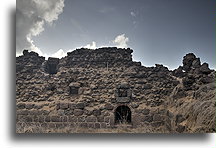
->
[16,0,65,55]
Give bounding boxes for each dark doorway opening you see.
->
[46,57,59,74]
[115,105,131,124]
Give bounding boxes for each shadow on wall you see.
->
[10,7,210,142]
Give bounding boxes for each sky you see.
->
[16,0,216,69]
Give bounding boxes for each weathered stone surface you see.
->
[176,125,186,133]
[69,116,77,122]
[25,116,33,122]
[143,115,153,123]
[74,109,83,116]
[173,66,185,77]
[51,116,61,122]
[116,97,130,103]
[69,82,80,88]
[92,109,101,116]
[153,114,163,122]
[45,116,51,122]
[16,48,215,133]
[131,103,139,108]
[151,121,164,127]
[88,123,94,128]
[191,58,201,68]
[79,122,88,128]
[142,109,150,115]
[97,116,104,122]
[69,103,76,109]
[17,110,29,115]
[199,63,211,74]
[38,116,44,123]
[95,123,100,128]
[86,116,97,122]
[104,103,114,110]
[176,114,185,124]
[143,84,153,89]
[76,103,85,109]
[60,103,69,110]
[17,103,25,109]
[182,75,195,90]
[104,117,110,123]
[183,53,196,72]
[61,116,68,122]
[25,104,34,109]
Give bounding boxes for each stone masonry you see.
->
[16,47,216,133]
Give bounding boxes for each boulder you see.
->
[199,63,211,74]
[182,53,196,72]
[74,109,84,116]
[182,75,195,90]
[23,50,29,56]
[191,58,201,68]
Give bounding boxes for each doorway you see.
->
[115,105,131,124]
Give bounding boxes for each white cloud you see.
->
[16,0,65,56]
[50,49,67,58]
[112,34,129,48]
[83,41,97,49]
[130,11,136,17]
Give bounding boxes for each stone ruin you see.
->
[16,47,216,133]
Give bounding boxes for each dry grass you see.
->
[16,123,164,133]
[167,82,216,133]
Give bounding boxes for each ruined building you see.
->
[16,47,215,133]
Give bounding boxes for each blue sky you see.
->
[17,0,216,69]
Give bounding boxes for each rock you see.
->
[176,114,185,123]
[183,53,196,72]
[76,103,85,109]
[60,103,69,110]
[69,82,81,88]
[153,114,163,122]
[182,75,195,90]
[173,66,185,77]
[143,83,153,89]
[51,116,61,122]
[95,123,101,128]
[176,125,186,133]
[199,63,211,74]
[199,75,214,84]
[68,116,77,122]
[97,116,104,122]
[17,103,25,109]
[143,115,153,122]
[86,116,97,122]
[74,109,83,116]
[69,103,76,109]
[142,109,150,115]
[23,50,29,56]
[151,121,164,127]
[191,58,201,68]
[131,103,139,108]
[92,109,101,116]
[16,48,215,133]
[117,82,130,89]
[25,104,34,109]
[172,87,186,99]
[104,103,114,110]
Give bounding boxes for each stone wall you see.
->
[16,48,215,133]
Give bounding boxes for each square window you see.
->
[118,89,128,97]
[70,87,79,95]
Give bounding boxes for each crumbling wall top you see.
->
[66,47,133,62]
